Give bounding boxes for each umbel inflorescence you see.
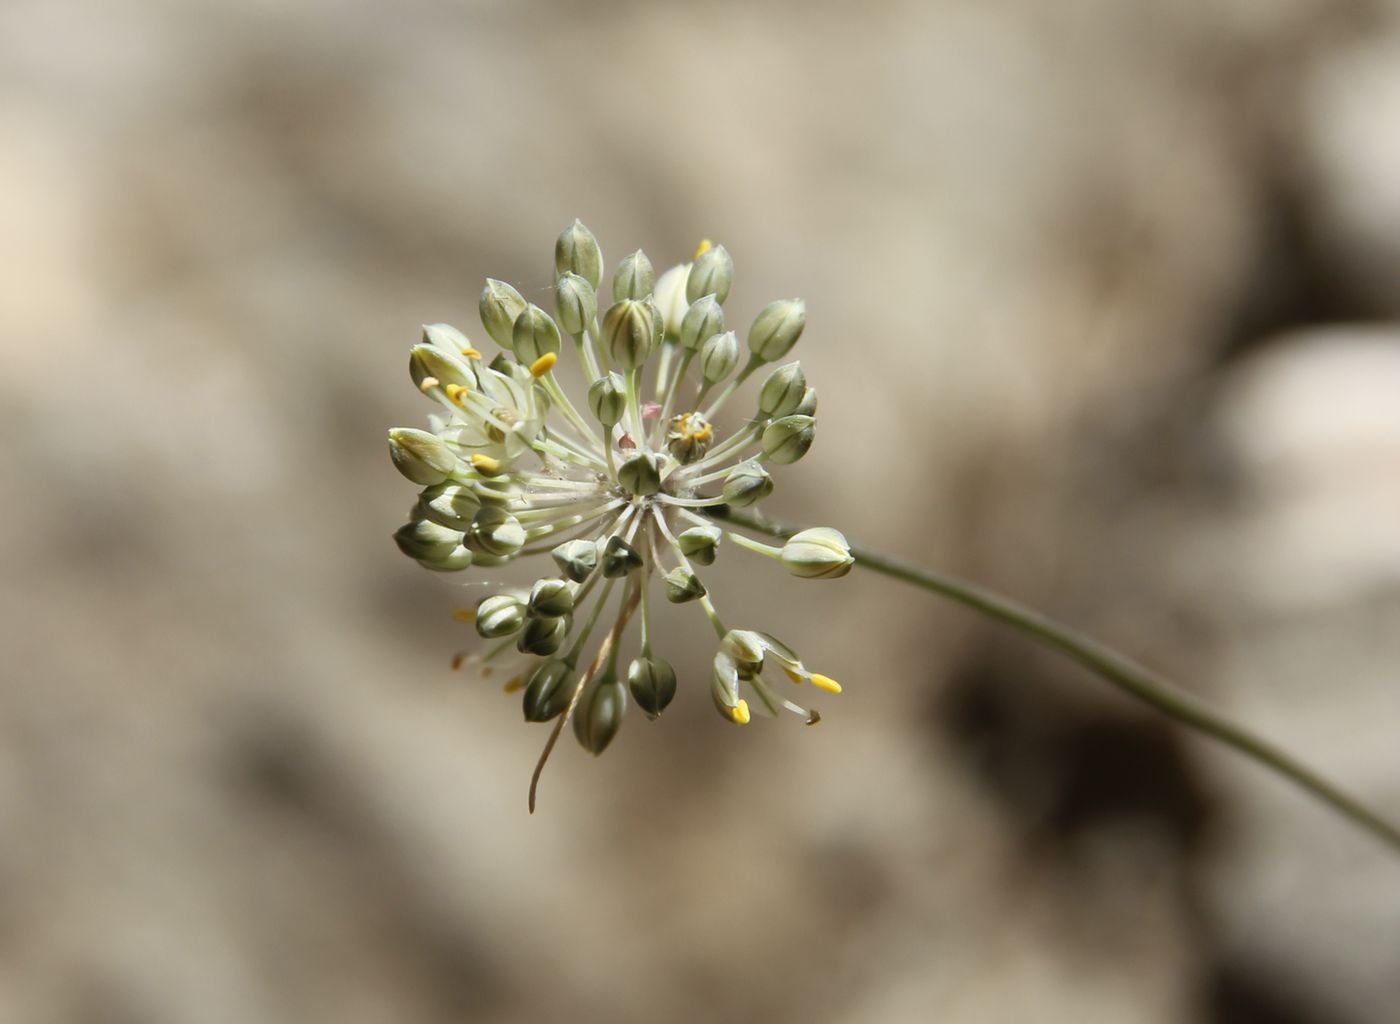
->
[388,221,852,793]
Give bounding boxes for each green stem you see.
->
[717,506,1400,856]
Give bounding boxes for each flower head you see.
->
[388,221,852,806]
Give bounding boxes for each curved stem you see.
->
[716,506,1400,856]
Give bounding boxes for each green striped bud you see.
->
[628,656,677,719]
[699,330,739,384]
[393,517,463,562]
[588,372,626,427]
[761,414,816,464]
[758,361,806,418]
[511,303,561,364]
[677,524,722,565]
[417,483,483,531]
[663,567,706,604]
[601,299,657,369]
[389,428,458,486]
[475,593,525,638]
[601,536,643,577]
[555,272,597,337]
[679,293,724,352]
[555,219,603,288]
[721,461,773,507]
[686,243,733,304]
[617,452,661,496]
[551,538,598,582]
[523,659,572,722]
[748,299,806,362]
[517,614,568,656]
[528,578,576,618]
[573,671,625,755]
[612,249,655,301]
[780,527,853,579]
[467,506,526,557]
[480,278,527,350]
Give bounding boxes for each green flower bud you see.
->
[409,342,476,393]
[480,278,528,351]
[417,545,475,572]
[601,299,657,370]
[573,671,625,755]
[710,652,751,725]
[601,536,643,577]
[699,330,740,384]
[761,414,816,464]
[555,219,603,289]
[748,299,806,362]
[421,322,473,358]
[721,629,765,675]
[551,538,598,582]
[528,578,576,617]
[628,656,677,719]
[554,272,597,337]
[417,483,482,531]
[677,524,722,565]
[678,293,724,352]
[686,243,733,304]
[721,461,773,507]
[523,659,572,722]
[475,593,525,638]
[795,385,818,417]
[468,506,526,557]
[587,372,627,428]
[511,303,561,364]
[758,361,807,418]
[517,614,568,656]
[393,517,463,561]
[617,452,661,496]
[654,263,691,338]
[389,427,459,486]
[612,249,655,301]
[780,527,853,579]
[663,566,706,604]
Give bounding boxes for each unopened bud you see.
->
[522,659,572,722]
[573,671,626,755]
[393,517,463,562]
[699,330,740,384]
[780,527,853,579]
[417,482,482,531]
[555,219,603,288]
[555,272,598,337]
[551,538,598,582]
[612,249,655,301]
[687,243,733,304]
[758,361,807,418]
[628,656,677,719]
[527,578,576,617]
[511,304,561,364]
[761,414,816,464]
[795,385,818,416]
[617,452,661,496]
[389,428,459,485]
[475,593,525,638]
[410,342,475,393]
[721,461,773,507]
[653,263,691,338]
[601,536,643,577]
[467,506,526,557]
[679,293,724,352]
[480,279,528,351]
[517,614,568,656]
[601,299,657,369]
[587,372,627,428]
[748,299,806,362]
[677,524,722,565]
[663,567,706,604]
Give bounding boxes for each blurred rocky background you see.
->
[2,0,1398,1021]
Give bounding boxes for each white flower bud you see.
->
[617,452,661,496]
[555,219,603,289]
[417,482,483,530]
[573,671,625,755]
[511,303,562,364]
[780,527,853,579]
[551,538,598,582]
[475,593,525,638]
[601,299,657,369]
[699,330,740,384]
[555,272,597,337]
[528,578,576,617]
[409,343,475,393]
[761,414,816,464]
[417,545,475,572]
[468,506,526,557]
[587,372,627,427]
[679,293,724,352]
[653,263,691,339]
[677,524,722,565]
[612,249,655,301]
[748,299,806,362]
[388,428,459,485]
[686,243,733,304]
[721,461,773,507]
[758,361,807,418]
[480,278,527,351]
[628,655,677,719]
[393,517,463,562]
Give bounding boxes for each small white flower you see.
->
[387,221,852,791]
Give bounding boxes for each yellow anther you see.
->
[694,422,713,443]
[729,699,751,725]
[529,352,558,377]
[452,608,476,624]
[450,653,466,670]
[461,347,481,359]
[782,667,804,685]
[811,673,842,695]
[418,376,440,393]
[693,238,713,260]
[502,674,526,694]
[470,453,503,476]
[444,383,469,405]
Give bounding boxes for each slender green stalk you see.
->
[717,506,1400,856]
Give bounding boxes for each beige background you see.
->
[2,1,1399,1021]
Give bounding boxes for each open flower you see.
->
[388,221,852,798]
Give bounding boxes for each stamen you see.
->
[530,352,558,377]
[693,238,713,259]
[418,376,440,393]
[728,699,751,725]
[503,674,526,694]
[811,673,842,695]
[461,347,482,359]
[445,383,470,405]
[471,453,503,476]
[452,608,476,623]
